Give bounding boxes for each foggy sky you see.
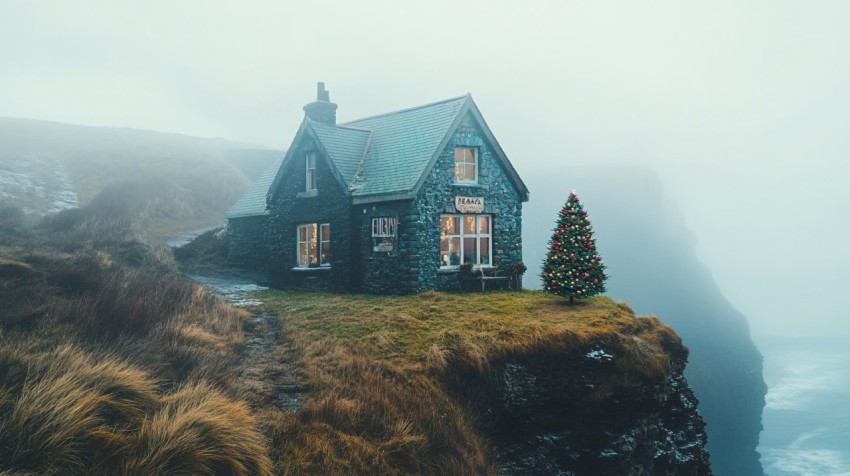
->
[2,1,848,337]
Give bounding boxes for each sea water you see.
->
[757,335,850,476]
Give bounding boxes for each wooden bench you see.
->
[475,268,509,292]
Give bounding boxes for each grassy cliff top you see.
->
[255,290,686,474]
[258,290,681,382]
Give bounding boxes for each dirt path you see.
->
[190,275,305,411]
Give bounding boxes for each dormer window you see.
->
[306,152,317,191]
[454,147,477,184]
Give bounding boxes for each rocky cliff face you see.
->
[523,166,765,475]
[470,340,711,475]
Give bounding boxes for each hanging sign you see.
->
[455,196,484,213]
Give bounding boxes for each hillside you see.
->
[0,117,281,240]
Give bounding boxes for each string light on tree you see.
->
[542,189,607,304]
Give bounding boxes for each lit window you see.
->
[454,147,477,183]
[306,152,317,191]
[371,217,397,252]
[440,214,491,267]
[297,223,330,267]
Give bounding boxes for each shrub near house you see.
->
[226,83,529,293]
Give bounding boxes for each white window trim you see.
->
[454,147,478,185]
[439,214,493,269]
[296,222,330,268]
[306,152,317,192]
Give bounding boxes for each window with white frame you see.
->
[305,152,317,191]
[454,147,478,184]
[371,217,397,252]
[440,215,491,267]
[297,223,330,267]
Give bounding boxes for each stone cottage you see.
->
[226,83,528,293]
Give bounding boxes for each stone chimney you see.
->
[303,82,337,125]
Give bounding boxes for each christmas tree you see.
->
[542,190,607,303]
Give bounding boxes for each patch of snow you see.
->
[45,165,78,213]
[0,155,78,215]
[585,348,614,362]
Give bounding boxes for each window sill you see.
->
[297,190,318,198]
[452,182,480,187]
[438,265,494,273]
[290,266,331,272]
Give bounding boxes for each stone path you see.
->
[190,275,305,412]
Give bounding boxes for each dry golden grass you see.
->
[0,208,269,475]
[122,382,273,476]
[0,339,273,475]
[258,290,682,475]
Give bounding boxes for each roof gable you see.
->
[308,121,372,187]
[420,99,529,202]
[267,119,364,202]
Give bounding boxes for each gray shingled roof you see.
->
[342,95,467,198]
[225,156,282,219]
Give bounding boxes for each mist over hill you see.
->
[523,165,766,476]
[0,117,280,240]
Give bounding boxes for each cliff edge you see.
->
[258,290,712,475]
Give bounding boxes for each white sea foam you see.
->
[763,430,850,476]
[765,352,849,411]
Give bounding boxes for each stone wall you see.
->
[356,200,421,294]
[267,137,353,291]
[412,112,524,292]
[227,215,270,273]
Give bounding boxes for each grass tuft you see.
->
[122,383,273,476]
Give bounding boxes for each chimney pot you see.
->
[317,82,330,102]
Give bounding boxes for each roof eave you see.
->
[267,119,309,204]
[225,210,270,220]
[351,191,415,205]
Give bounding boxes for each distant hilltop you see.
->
[0,117,281,240]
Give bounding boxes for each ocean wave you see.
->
[763,431,850,476]
[765,352,850,411]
